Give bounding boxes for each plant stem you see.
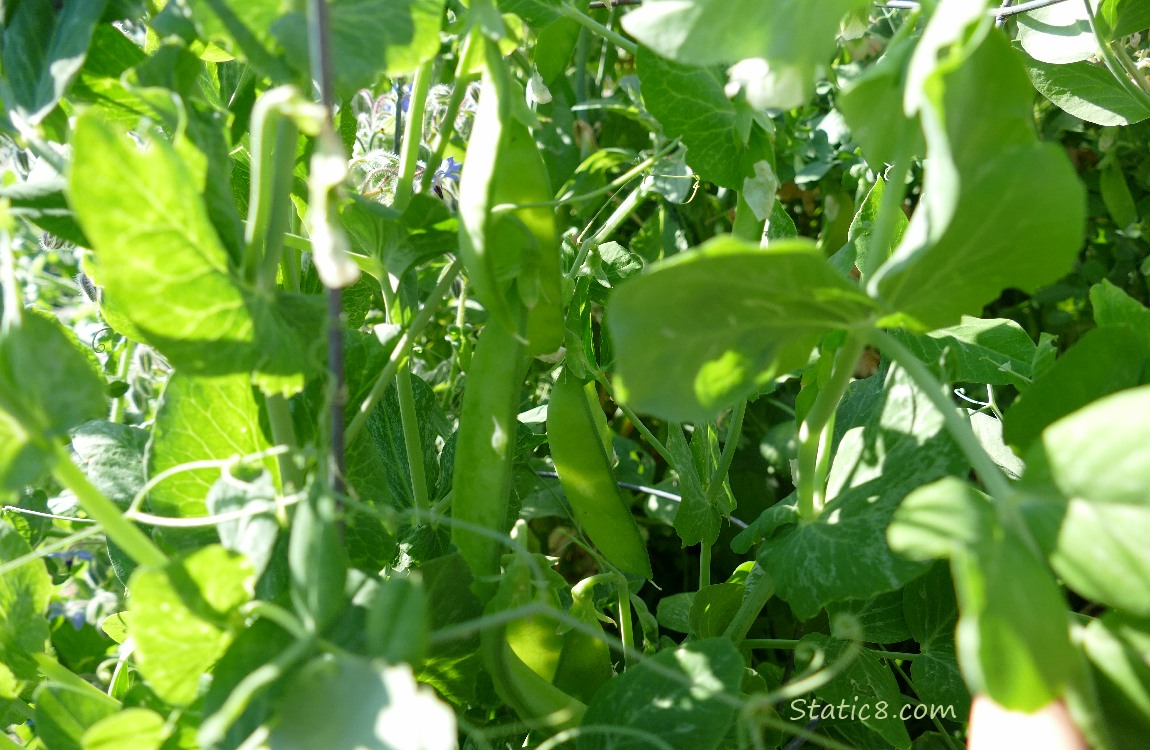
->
[867,329,1013,500]
[703,401,745,510]
[422,36,479,194]
[569,185,646,278]
[860,139,912,284]
[724,565,775,645]
[796,334,865,520]
[379,276,432,516]
[264,394,303,491]
[699,542,711,588]
[1082,0,1150,111]
[52,445,167,568]
[558,2,638,55]
[346,260,461,444]
[393,60,435,212]
[593,370,674,467]
[616,572,636,669]
[108,338,136,424]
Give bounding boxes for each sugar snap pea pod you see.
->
[450,311,529,594]
[289,488,348,633]
[458,39,563,355]
[547,369,653,578]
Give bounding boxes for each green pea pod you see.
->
[450,312,528,594]
[547,369,653,578]
[458,38,563,355]
[480,554,589,727]
[289,488,348,633]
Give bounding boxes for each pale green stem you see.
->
[441,276,469,409]
[569,185,646,278]
[867,329,1013,500]
[615,572,636,670]
[796,334,866,520]
[108,338,137,424]
[345,261,461,444]
[558,2,638,55]
[393,60,435,211]
[1083,0,1150,109]
[859,138,912,284]
[592,370,674,467]
[52,445,167,568]
[699,543,711,589]
[264,394,303,491]
[421,35,478,194]
[723,565,775,645]
[379,276,432,516]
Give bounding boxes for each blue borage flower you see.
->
[47,600,87,631]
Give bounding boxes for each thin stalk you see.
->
[592,370,674,467]
[703,401,745,509]
[867,329,1013,500]
[422,35,479,193]
[440,277,468,408]
[492,140,679,211]
[346,261,461,444]
[796,334,866,520]
[698,543,711,588]
[108,338,137,423]
[723,565,775,645]
[245,106,299,288]
[558,2,638,55]
[52,445,167,568]
[393,60,435,212]
[859,138,912,284]
[379,276,432,515]
[569,185,646,278]
[306,0,347,494]
[264,394,303,491]
[1082,0,1150,110]
[616,572,636,670]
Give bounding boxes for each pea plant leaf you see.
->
[755,365,967,620]
[872,29,1086,330]
[887,316,1038,387]
[1023,56,1150,126]
[0,523,53,694]
[635,46,773,190]
[69,110,326,395]
[1017,386,1150,617]
[608,236,881,423]
[1016,1,1097,64]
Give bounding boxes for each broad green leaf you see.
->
[206,471,279,580]
[183,0,291,81]
[873,32,1086,330]
[622,0,868,108]
[656,592,695,634]
[666,424,717,547]
[888,477,995,561]
[888,317,1038,387]
[837,34,922,170]
[635,46,772,190]
[608,236,881,422]
[268,656,456,750]
[499,0,561,27]
[1016,2,1097,64]
[0,311,106,440]
[128,545,254,706]
[81,708,167,750]
[0,178,90,246]
[366,575,428,664]
[1097,0,1150,38]
[577,638,743,750]
[71,421,148,507]
[969,412,1025,480]
[795,634,911,749]
[1070,613,1150,750]
[688,583,742,639]
[951,532,1072,711]
[1024,56,1150,126]
[1018,386,1150,616]
[903,564,969,723]
[69,111,325,394]
[33,682,119,750]
[1091,279,1150,347]
[415,554,486,706]
[274,0,447,97]
[1003,326,1148,451]
[826,590,911,645]
[0,523,52,694]
[848,177,910,280]
[148,373,278,525]
[0,0,107,124]
[759,366,967,619]
[1101,161,1140,228]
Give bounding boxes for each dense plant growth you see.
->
[3,0,1150,748]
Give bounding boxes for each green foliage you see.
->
[4,0,1150,746]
